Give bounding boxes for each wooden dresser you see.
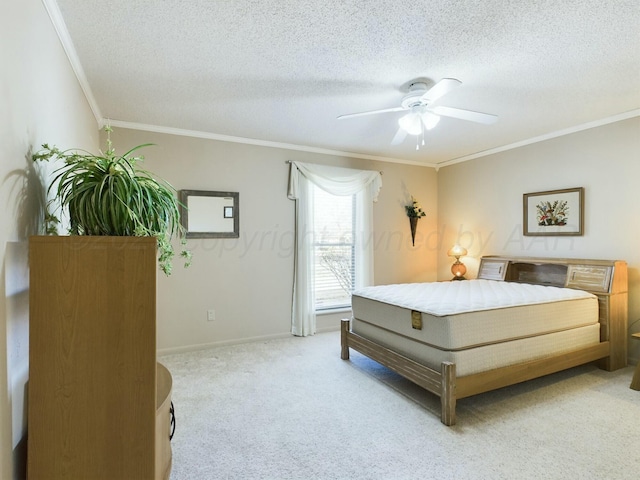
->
[28,236,172,479]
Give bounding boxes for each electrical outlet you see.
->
[207,309,216,321]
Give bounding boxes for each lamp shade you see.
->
[398,112,422,135]
[447,244,467,258]
[399,109,441,135]
[421,112,440,130]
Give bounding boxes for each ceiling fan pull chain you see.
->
[417,121,425,149]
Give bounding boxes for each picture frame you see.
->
[523,187,584,236]
[223,206,234,218]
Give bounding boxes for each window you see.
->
[312,184,355,310]
[287,161,381,336]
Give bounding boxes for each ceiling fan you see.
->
[337,78,498,148]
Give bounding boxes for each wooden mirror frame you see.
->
[179,190,240,238]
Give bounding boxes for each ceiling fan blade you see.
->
[420,78,461,103]
[337,106,405,120]
[390,126,407,145]
[432,106,498,125]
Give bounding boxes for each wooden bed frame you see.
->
[340,256,628,426]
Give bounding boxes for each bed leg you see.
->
[341,318,350,360]
[440,362,456,426]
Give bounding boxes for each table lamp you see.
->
[447,244,468,280]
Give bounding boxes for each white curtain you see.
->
[287,161,382,336]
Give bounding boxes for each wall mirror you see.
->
[179,190,239,238]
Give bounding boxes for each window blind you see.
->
[312,185,355,309]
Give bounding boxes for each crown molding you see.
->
[42,0,102,126]
[109,110,638,171]
[106,120,437,168]
[437,109,640,168]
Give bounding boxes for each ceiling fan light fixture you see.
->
[398,112,422,135]
[421,112,440,130]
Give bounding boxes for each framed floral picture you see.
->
[523,187,584,236]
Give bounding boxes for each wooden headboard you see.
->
[477,255,628,370]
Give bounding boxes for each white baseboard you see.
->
[157,332,292,356]
[157,327,341,356]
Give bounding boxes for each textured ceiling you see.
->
[52,0,640,166]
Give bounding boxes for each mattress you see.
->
[351,320,600,376]
[351,279,599,351]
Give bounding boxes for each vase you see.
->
[409,217,418,246]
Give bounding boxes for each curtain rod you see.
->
[285,160,382,175]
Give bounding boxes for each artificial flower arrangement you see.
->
[405,196,427,218]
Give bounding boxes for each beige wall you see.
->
[1,1,99,477]
[437,117,640,362]
[106,128,438,352]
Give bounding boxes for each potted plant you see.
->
[32,125,191,274]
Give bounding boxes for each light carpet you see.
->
[160,331,640,480]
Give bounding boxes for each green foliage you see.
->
[32,127,192,275]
